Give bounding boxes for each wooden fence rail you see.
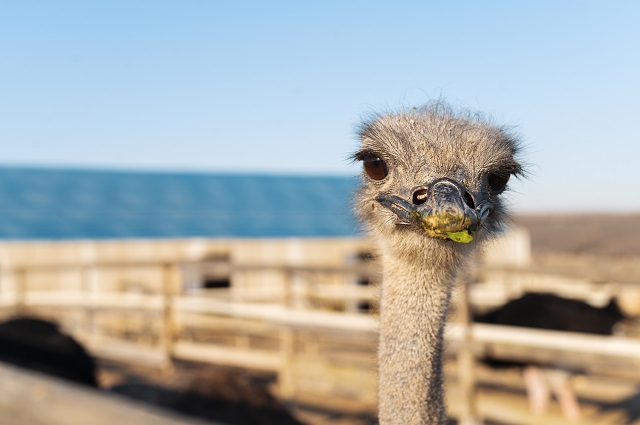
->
[2,259,640,424]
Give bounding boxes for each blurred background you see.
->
[0,2,639,424]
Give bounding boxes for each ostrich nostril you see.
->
[464,191,475,209]
[412,188,428,205]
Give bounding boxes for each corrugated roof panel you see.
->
[0,167,360,240]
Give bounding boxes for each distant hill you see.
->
[514,214,640,256]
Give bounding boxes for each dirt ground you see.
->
[98,360,377,425]
[99,360,305,425]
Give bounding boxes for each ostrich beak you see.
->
[375,178,489,243]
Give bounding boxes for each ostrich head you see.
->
[353,104,523,264]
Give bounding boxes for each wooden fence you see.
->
[2,258,640,424]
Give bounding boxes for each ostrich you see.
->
[353,103,523,424]
[475,293,627,421]
[0,316,97,386]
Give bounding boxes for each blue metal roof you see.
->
[0,167,360,240]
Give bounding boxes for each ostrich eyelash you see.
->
[353,149,382,162]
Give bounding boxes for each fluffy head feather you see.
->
[353,102,524,264]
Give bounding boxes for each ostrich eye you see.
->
[363,156,388,180]
[487,173,510,193]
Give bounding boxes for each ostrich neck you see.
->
[378,249,458,425]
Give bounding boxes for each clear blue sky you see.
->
[1,1,639,213]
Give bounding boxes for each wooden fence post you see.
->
[81,265,97,345]
[278,327,296,403]
[14,267,27,315]
[161,263,179,370]
[457,272,480,425]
